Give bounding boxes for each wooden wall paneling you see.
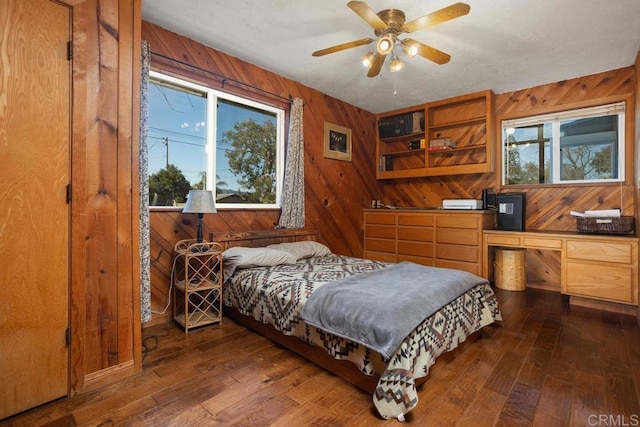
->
[117,0,142,372]
[68,0,90,395]
[68,0,141,394]
[525,249,561,292]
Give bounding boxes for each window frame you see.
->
[148,70,286,210]
[501,102,626,186]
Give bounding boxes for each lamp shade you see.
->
[182,190,217,214]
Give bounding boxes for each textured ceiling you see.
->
[142,0,640,114]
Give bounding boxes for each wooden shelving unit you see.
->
[376,90,495,179]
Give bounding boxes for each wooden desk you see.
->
[483,230,638,309]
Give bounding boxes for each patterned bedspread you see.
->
[223,254,502,420]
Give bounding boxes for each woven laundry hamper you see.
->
[494,248,526,291]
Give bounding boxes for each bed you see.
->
[217,229,502,421]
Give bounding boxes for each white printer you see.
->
[442,199,483,210]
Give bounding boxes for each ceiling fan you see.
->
[312,1,470,77]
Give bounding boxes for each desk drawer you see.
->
[485,234,521,246]
[522,237,562,249]
[566,261,634,303]
[566,240,633,264]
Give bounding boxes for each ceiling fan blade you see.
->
[366,52,386,77]
[312,38,374,57]
[406,39,451,64]
[347,1,388,31]
[401,2,470,33]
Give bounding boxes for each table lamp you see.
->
[182,190,217,243]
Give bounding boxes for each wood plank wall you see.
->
[382,67,637,231]
[66,0,141,393]
[142,22,384,326]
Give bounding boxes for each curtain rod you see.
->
[150,50,293,104]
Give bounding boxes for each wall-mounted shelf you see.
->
[375,90,495,179]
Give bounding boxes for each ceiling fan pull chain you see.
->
[393,73,398,96]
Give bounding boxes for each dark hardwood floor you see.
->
[3,288,640,426]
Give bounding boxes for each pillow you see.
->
[222,246,297,278]
[266,241,331,261]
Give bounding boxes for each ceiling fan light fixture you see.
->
[376,34,395,55]
[361,52,375,68]
[402,40,419,58]
[389,56,404,72]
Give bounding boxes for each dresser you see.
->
[364,209,496,276]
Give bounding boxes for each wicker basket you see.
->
[494,248,526,291]
[576,216,634,235]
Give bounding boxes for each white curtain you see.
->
[277,98,305,228]
[139,40,152,323]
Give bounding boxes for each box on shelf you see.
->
[429,138,456,149]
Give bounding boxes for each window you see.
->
[502,102,625,185]
[147,71,285,208]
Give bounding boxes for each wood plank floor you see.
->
[3,288,640,426]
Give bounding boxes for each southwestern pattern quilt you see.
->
[223,254,502,420]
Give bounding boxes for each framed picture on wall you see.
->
[323,121,352,162]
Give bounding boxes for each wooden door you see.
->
[0,0,71,418]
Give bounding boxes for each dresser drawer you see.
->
[398,213,434,227]
[566,240,633,264]
[365,251,397,263]
[398,227,433,242]
[365,212,396,225]
[364,238,395,254]
[436,215,478,229]
[366,224,396,239]
[435,259,480,276]
[397,254,434,266]
[398,240,434,258]
[436,228,479,246]
[436,243,479,263]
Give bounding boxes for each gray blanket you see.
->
[300,261,488,359]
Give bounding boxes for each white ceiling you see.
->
[142,0,640,114]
